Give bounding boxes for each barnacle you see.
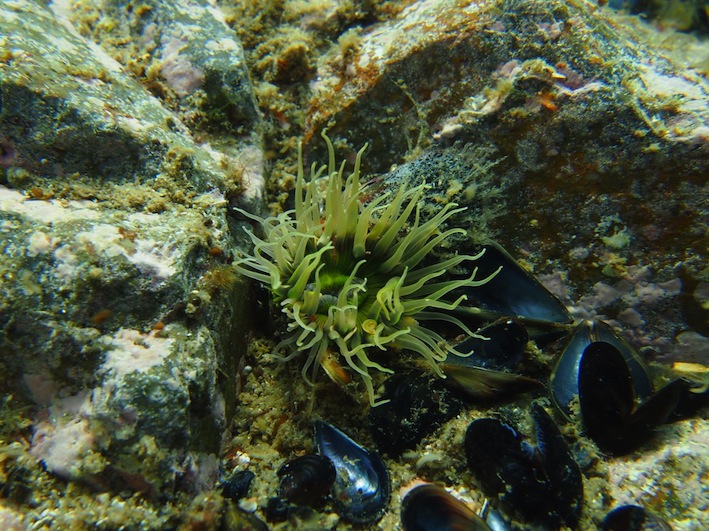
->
[235,132,498,406]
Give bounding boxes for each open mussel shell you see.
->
[449,318,530,371]
[602,504,672,531]
[442,318,544,399]
[442,365,544,400]
[452,242,573,341]
[579,341,691,455]
[464,404,583,528]
[314,420,390,524]
[277,454,336,506]
[550,320,654,418]
[400,483,491,531]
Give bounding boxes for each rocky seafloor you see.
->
[0,0,707,529]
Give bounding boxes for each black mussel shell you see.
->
[666,366,709,419]
[453,242,573,341]
[579,341,691,454]
[551,320,654,418]
[441,365,544,400]
[672,378,709,419]
[368,371,466,457]
[400,483,491,531]
[602,505,672,531]
[450,318,529,371]
[442,319,543,400]
[464,404,583,528]
[221,469,255,501]
[315,420,390,524]
[265,496,290,523]
[277,454,336,506]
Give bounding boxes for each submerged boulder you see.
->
[0,0,262,497]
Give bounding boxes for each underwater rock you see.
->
[367,371,466,457]
[315,421,390,525]
[400,483,491,531]
[464,403,583,528]
[85,0,260,136]
[0,0,264,499]
[604,416,709,528]
[306,0,709,173]
[28,325,225,493]
[0,181,254,495]
[0,1,261,195]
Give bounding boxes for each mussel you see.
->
[277,454,335,506]
[449,318,530,371]
[452,242,574,341]
[550,320,692,454]
[400,483,491,531]
[577,341,690,454]
[666,363,709,419]
[220,469,255,502]
[367,371,466,457]
[442,318,544,399]
[464,403,583,528]
[602,504,672,531]
[315,420,390,524]
[550,320,654,418]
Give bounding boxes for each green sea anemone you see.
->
[235,132,499,406]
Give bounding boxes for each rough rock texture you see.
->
[64,0,261,136]
[306,0,708,167]
[0,0,706,528]
[0,184,254,494]
[4,1,234,190]
[603,417,709,528]
[303,0,708,362]
[0,0,262,499]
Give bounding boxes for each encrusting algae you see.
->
[235,131,500,406]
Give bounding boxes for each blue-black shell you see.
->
[314,420,390,524]
[464,404,583,528]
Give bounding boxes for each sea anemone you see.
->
[235,132,498,406]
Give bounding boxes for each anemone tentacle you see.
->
[235,130,498,406]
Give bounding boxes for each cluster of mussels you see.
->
[220,420,389,528]
[222,242,706,529]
